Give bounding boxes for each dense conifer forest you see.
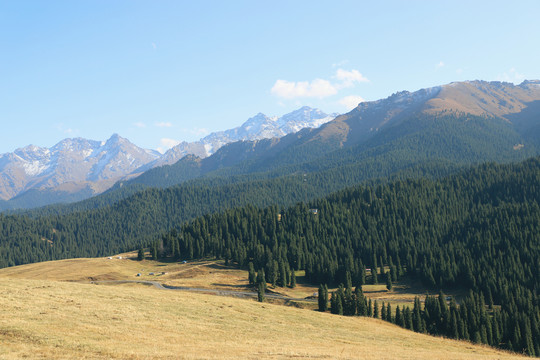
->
[152,157,539,356]
[1,156,539,355]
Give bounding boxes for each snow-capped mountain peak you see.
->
[0,106,338,203]
[155,106,338,167]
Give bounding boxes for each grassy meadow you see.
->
[0,255,527,359]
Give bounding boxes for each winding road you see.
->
[90,280,317,303]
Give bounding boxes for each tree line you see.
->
[152,157,540,356]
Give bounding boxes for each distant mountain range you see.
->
[2,79,540,211]
[125,79,540,190]
[0,107,337,209]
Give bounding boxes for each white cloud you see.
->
[54,123,79,136]
[332,59,349,68]
[152,42,157,50]
[155,122,173,128]
[134,122,146,128]
[456,68,463,75]
[436,61,445,68]
[339,95,365,110]
[271,68,368,100]
[271,78,337,99]
[157,138,180,154]
[335,69,369,87]
[497,68,525,84]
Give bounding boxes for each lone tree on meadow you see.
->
[257,282,265,302]
[248,262,256,286]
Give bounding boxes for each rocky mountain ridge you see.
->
[0,107,336,204]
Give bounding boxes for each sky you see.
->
[1,0,539,154]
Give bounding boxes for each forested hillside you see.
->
[153,156,540,356]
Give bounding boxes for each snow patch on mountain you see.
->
[157,106,337,166]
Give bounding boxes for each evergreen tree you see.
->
[322,284,329,312]
[318,284,327,312]
[151,242,158,260]
[386,303,392,323]
[278,261,287,287]
[413,297,424,333]
[345,271,353,291]
[257,269,266,290]
[404,307,414,330]
[257,281,265,302]
[290,270,296,288]
[395,306,404,327]
[248,262,256,286]
[137,247,145,261]
[386,272,392,291]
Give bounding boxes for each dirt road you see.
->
[90,280,317,303]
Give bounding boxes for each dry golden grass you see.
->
[0,256,529,359]
[0,255,462,312]
[0,277,526,360]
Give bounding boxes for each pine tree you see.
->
[386,303,392,323]
[278,261,286,287]
[256,269,266,290]
[386,272,392,291]
[374,300,379,318]
[257,281,265,302]
[413,296,424,333]
[345,271,353,291]
[395,306,404,327]
[404,307,414,330]
[271,260,278,288]
[151,242,158,260]
[137,247,145,261]
[290,270,296,288]
[318,284,327,312]
[248,262,256,286]
[322,285,329,312]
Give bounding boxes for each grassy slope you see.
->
[0,256,527,360]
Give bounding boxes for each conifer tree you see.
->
[248,262,256,286]
[322,284,329,312]
[290,270,296,288]
[137,247,145,261]
[404,307,414,330]
[318,284,327,312]
[278,261,286,287]
[374,300,379,318]
[151,242,158,260]
[395,306,403,327]
[345,271,352,291]
[257,282,265,302]
[386,272,392,291]
[256,269,266,290]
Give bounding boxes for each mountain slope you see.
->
[0,134,159,203]
[148,106,336,168]
[0,107,335,210]
[126,80,540,190]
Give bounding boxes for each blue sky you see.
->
[1,0,539,153]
